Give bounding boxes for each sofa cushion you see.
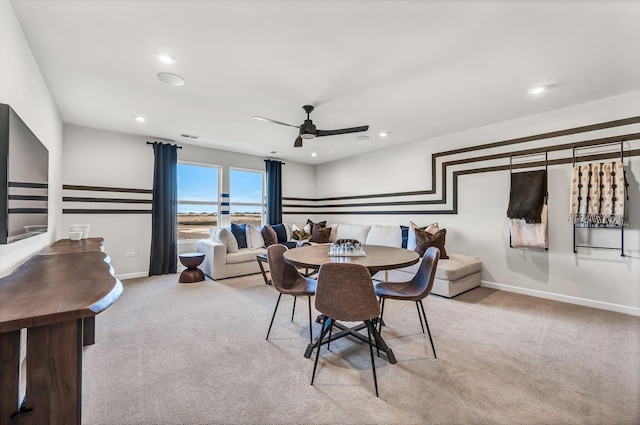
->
[400,225,409,248]
[306,219,326,234]
[407,221,439,251]
[210,228,239,253]
[231,223,248,249]
[271,223,288,243]
[365,225,402,247]
[434,252,480,280]
[334,224,371,244]
[397,252,481,281]
[310,226,332,243]
[227,247,267,264]
[246,224,265,250]
[262,225,278,247]
[414,228,449,259]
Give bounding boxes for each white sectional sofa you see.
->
[197,222,482,298]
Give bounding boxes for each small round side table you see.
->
[179,252,205,283]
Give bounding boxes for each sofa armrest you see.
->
[196,239,227,280]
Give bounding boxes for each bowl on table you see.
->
[69,224,91,239]
[68,231,83,241]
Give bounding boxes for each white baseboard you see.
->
[116,271,149,280]
[480,280,640,317]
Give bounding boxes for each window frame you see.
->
[177,161,222,242]
[229,166,266,225]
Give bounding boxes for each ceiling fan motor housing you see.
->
[300,119,317,139]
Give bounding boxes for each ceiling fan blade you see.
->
[316,125,369,137]
[251,116,299,128]
[294,136,303,147]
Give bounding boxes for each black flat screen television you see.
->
[0,103,49,244]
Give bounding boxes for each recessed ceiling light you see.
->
[135,116,146,122]
[157,53,176,64]
[269,151,282,155]
[528,85,546,95]
[379,132,389,138]
[356,135,370,141]
[157,72,186,86]
[311,152,317,157]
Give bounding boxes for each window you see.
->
[229,168,264,226]
[177,163,220,240]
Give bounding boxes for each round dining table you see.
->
[283,244,419,364]
[283,244,419,274]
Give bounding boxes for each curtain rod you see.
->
[147,141,182,149]
[264,159,286,165]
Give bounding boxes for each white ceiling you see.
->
[10,0,640,165]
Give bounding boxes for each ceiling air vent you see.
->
[179,133,200,140]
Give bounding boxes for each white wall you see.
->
[62,125,315,278]
[0,0,63,277]
[313,91,640,314]
[62,125,156,278]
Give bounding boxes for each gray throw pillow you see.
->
[210,228,239,253]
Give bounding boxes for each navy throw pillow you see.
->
[230,223,248,249]
[271,223,288,243]
[400,225,409,249]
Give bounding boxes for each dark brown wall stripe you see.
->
[63,184,153,194]
[63,209,151,214]
[63,184,153,214]
[8,195,48,201]
[63,197,152,204]
[9,208,48,214]
[9,182,48,189]
[283,116,640,216]
[283,130,640,204]
[435,116,640,158]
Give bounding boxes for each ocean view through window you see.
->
[230,168,264,226]
[177,163,220,240]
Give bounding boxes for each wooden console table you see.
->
[0,237,122,425]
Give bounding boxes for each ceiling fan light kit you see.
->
[254,104,369,147]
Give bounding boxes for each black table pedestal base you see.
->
[304,315,397,364]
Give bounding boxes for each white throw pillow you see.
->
[245,224,265,250]
[291,223,312,234]
[366,225,402,247]
[334,224,371,244]
[210,228,239,253]
[407,221,439,251]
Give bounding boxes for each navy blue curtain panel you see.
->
[265,159,283,225]
[149,142,178,275]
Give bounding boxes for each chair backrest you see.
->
[315,262,379,322]
[409,247,440,299]
[266,244,307,291]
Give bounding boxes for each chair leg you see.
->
[291,296,297,322]
[266,293,282,340]
[416,301,425,333]
[378,298,386,335]
[307,296,313,344]
[365,320,379,397]
[311,317,332,386]
[419,300,437,358]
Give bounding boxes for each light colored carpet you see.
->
[81,273,640,425]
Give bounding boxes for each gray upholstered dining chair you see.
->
[374,246,440,358]
[311,262,382,397]
[265,244,317,343]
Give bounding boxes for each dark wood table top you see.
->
[0,238,122,333]
[283,244,419,273]
[38,237,104,255]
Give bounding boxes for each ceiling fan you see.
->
[252,105,369,147]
